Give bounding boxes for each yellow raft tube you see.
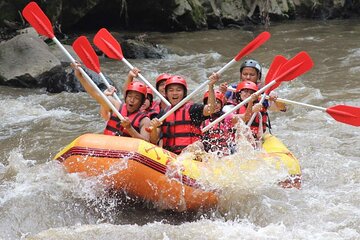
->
[54,133,301,212]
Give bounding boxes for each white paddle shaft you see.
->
[158,58,238,122]
[52,37,125,121]
[274,97,326,111]
[202,80,277,132]
[121,58,171,107]
[98,72,122,103]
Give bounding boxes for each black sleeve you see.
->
[189,103,207,126]
[157,109,165,119]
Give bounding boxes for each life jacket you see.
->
[161,102,202,154]
[144,108,158,120]
[144,100,162,120]
[104,103,147,137]
[151,99,162,114]
[238,102,269,135]
[201,111,235,156]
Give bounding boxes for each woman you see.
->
[149,73,219,154]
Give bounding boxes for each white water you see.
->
[0,20,359,239]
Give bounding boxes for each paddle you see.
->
[230,81,359,126]
[93,28,171,107]
[22,2,125,121]
[247,55,287,126]
[268,98,360,127]
[202,51,314,132]
[72,36,122,103]
[147,31,271,132]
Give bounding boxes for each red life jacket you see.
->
[104,103,147,137]
[161,102,202,154]
[151,99,161,114]
[238,104,268,135]
[201,111,235,155]
[144,108,158,120]
[143,100,161,120]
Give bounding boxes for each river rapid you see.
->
[0,20,359,240]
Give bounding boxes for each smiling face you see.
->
[125,91,144,113]
[239,88,256,101]
[166,83,185,106]
[214,99,223,112]
[140,98,151,112]
[240,67,259,83]
[157,80,166,97]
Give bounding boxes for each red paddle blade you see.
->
[265,55,287,94]
[22,2,54,39]
[274,51,314,84]
[326,105,360,127]
[93,28,123,60]
[73,36,101,74]
[234,31,271,61]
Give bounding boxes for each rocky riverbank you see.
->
[1,0,359,32]
[0,0,359,92]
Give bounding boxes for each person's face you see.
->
[214,99,222,112]
[240,89,255,101]
[166,84,185,106]
[158,80,166,96]
[125,91,143,113]
[140,98,151,111]
[241,67,259,83]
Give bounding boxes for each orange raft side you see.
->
[54,133,218,211]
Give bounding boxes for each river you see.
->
[0,19,359,240]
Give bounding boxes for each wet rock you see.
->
[0,30,63,88]
[48,66,117,93]
[169,0,207,30]
[48,43,79,67]
[0,28,115,93]
[121,39,168,59]
[2,0,360,33]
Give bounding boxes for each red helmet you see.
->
[203,90,225,106]
[156,73,172,90]
[146,86,153,98]
[236,81,258,93]
[146,86,154,105]
[165,74,187,88]
[126,81,147,98]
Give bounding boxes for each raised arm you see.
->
[203,72,220,116]
[123,68,140,97]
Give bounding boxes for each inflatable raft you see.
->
[54,133,301,211]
